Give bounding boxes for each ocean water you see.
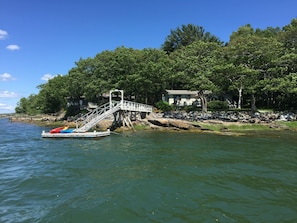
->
[0,118,296,223]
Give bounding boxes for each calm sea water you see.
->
[0,118,296,223]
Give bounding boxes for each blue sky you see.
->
[0,0,296,113]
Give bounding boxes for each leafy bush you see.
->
[208,100,228,110]
[155,100,172,112]
[184,105,201,112]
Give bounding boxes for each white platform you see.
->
[41,129,110,138]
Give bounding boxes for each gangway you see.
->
[74,90,153,132]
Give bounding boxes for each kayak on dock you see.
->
[41,129,110,138]
[49,126,65,133]
[60,129,74,133]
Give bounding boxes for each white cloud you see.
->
[0,91,18,98]
[0,103,14,113]
[0,73,16,81]
[6,44,20,51]
[41,73,55,81]
[0,29,8,40]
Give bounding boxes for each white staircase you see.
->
[74,100,153,132]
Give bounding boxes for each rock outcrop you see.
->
[147,118,201,130]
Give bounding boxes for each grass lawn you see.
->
[196,121,296,132]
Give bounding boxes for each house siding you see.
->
[164,90,201,107]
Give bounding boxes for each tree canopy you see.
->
[162,24,223,54]
[16,19,297,115]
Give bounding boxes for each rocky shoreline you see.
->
[142,110,296,132]
[8,110,297,132]
[162,110,297,123]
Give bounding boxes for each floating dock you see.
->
[41,129,110,138]
[41,90,152,139]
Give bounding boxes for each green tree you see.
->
[255,26,281,38]
[87,50,119,103]
[264,52,297,109]
[171,41,222,112]
[15,97,28,113]
[66,58,95,102]
[15,94,42,114]
[15,18,297,114]
[214,63,257,109]
[279,18,297,53]
[38,75,68,113]
[162,24,222,54]
[90,47,170,105]
[226,25,283,112]
[134,48,170,104]
[110,47,140,97]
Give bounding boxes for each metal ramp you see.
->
[74,102,120,132]
[74,99,153,132]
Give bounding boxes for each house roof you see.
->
[165,90,198,95]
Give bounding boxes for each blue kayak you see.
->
[60,129,74,133]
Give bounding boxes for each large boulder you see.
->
[147,118,170,127]
[147,118,201,130]
[168,119,196,130]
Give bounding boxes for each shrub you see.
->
[208,100,228,110]
[155,100,172,112]
[184,105,201,112]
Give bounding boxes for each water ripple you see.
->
[0,119,297,222]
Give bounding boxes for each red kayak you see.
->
[50,127,64,134]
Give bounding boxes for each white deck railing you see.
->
[120,100,153,113]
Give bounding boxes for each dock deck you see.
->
[41,90,152,139]
[41,129,110,138]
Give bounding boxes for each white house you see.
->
[162,90,201,107]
